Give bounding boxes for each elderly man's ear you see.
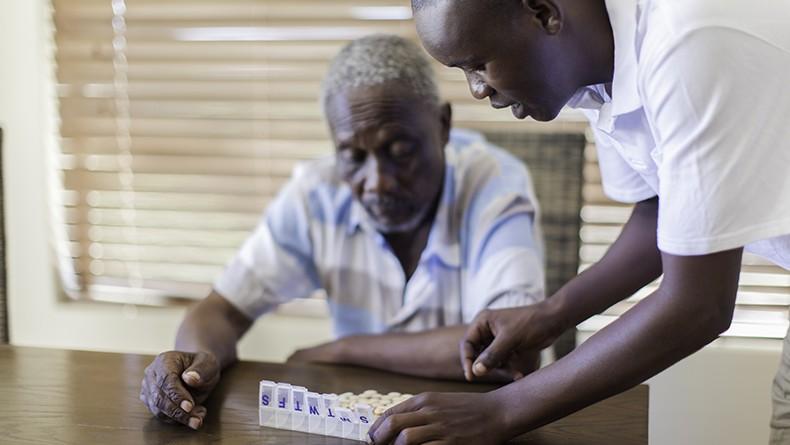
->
[440,102,453,147]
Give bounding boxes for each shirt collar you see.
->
[568,0,641,117]
[346,142,461,269]
[605,0,642,116]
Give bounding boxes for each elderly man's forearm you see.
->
[175,291,253,368]
[333,326,472,380]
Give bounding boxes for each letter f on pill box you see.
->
[275,383,293,429]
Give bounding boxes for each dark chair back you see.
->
[483,131,586,358]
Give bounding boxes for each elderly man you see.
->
[139,34,544,430]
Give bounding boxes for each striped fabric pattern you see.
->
[214,129,545,338]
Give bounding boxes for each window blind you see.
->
[53,0,787,340]
[54,0,586,305]
[578,132,790,339]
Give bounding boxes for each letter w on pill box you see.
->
[259,380,385,443]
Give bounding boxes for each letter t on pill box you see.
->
[323,393,342,437]
[291,386,308,432]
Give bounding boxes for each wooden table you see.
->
[0,346,648,444]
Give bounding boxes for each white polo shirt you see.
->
[569,0,790,268]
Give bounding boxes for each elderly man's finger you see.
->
[182,352,220,389]
[150,384,193,426]
[156,371,196,414]
[191,405,208,421]
[155,411,177,424]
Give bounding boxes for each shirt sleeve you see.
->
[640,27,790,255]
[462,153,546,322]
[213,179,321,320]
[592,127,658,203]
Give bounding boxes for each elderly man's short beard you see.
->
[366,202,434,235]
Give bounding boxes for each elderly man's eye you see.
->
[390,141,416,159]
[340,148,366,164]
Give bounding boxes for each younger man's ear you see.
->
[521,0,563,35]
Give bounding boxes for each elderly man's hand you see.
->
[461,304,564,381]
[368,391,511,445]
[140,350,221,430]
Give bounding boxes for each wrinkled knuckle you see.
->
[153,391,167,409]
[399,428,420,445]
[398,428,418,445]
[171,408,189,424]
[162,383,182,402]
[419,392,436,404]
[154,370,168,387]
[381,415,399,432]
[422,405,440,416]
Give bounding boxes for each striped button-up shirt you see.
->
[215,129,545,338]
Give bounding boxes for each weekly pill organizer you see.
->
[259,380,414,442]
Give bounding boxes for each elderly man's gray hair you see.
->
[321,34,440,111]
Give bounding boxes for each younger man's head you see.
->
[412,0,614,121]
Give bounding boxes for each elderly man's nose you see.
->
[363,159,396,194]
[465,71,494,100]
